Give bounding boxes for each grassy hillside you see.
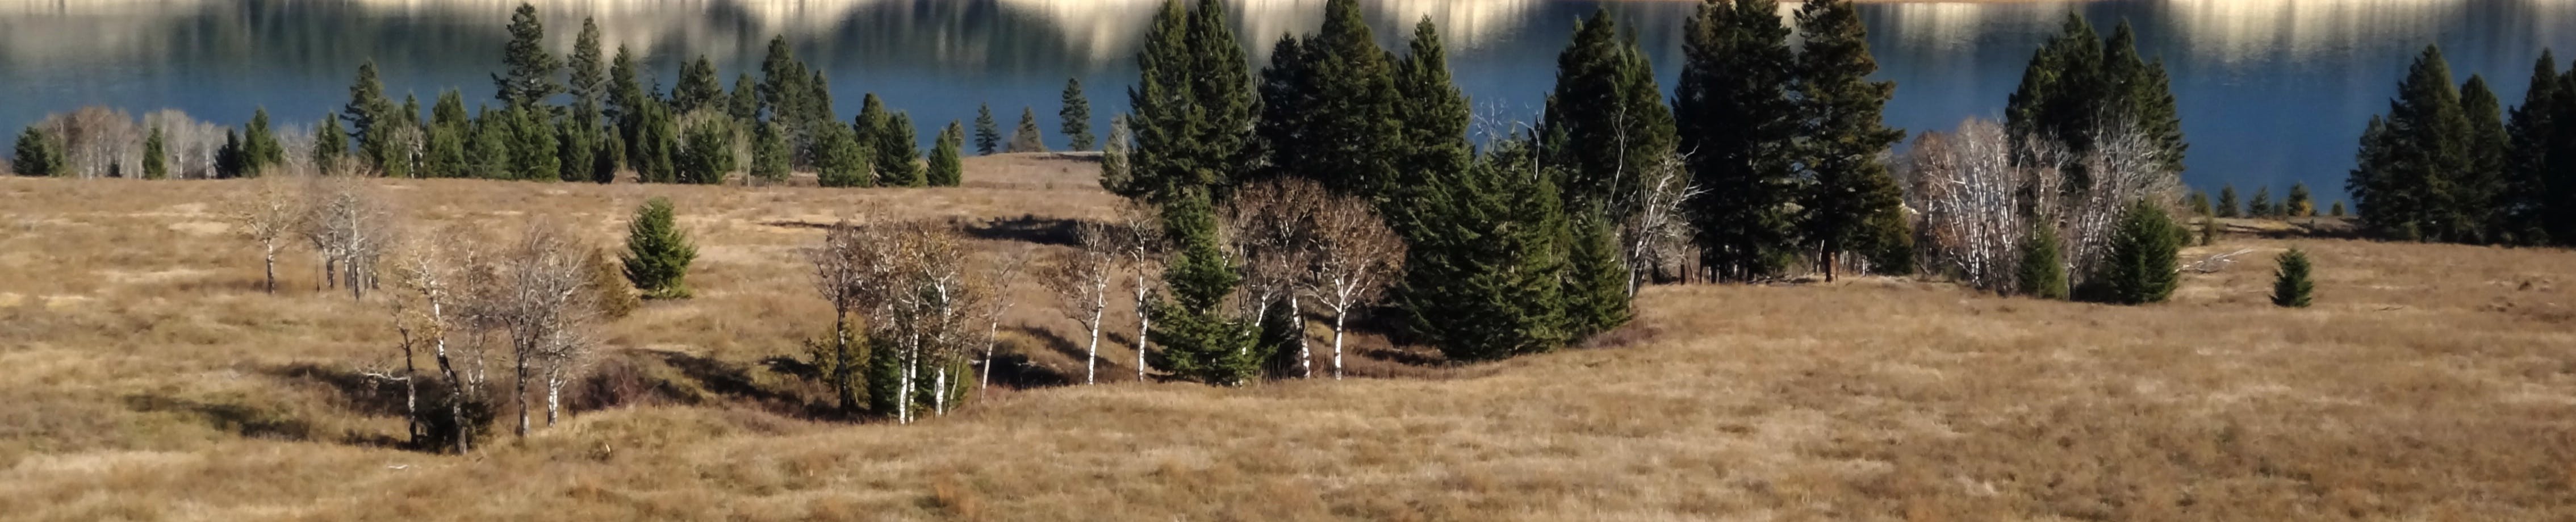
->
[2,158,2572,520]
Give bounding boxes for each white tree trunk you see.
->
[1136,301,1152,383]
[1291,294,1308,379]
[1084,297,1103,385]
[1332,311,1346,380]
[545,372,562,427]
[933,368,948,416]
[981,320,999,390]
[900,332,916,424]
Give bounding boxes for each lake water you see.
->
[6,0,2575,198]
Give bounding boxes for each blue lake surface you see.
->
[6,0,2575,198]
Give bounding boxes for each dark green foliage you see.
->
[854,93,888,152]
[345,61,401,174]
[2332,201,2347,217]
[863,335,903,417]
[1677,0,1801,282]
[1060,78,1095,150]
[215,130,246,179]
[875,112,923,186]
[973,104,1000,155]
[2349,45,2475,241]
[508,103,561,181]
[758,37,810,131]
[2186,190,2211,217]
[242,107,284,176]
[2006,16,2188,176]
[928,120,964,186]
[1258,0,1403,198]
[1543,10,1677,211]
[1124,0,1257,204]
[750,121,791,183]
[729,73,761,123]
[2271,247,2314,308]
[567,18,607,109]
[2217,185,2240,218]
[493,3,560,106]
[2016,224,2068,299]
[1793,0,1906,282]
[560,108,601,182]
[141,127,168,179]
[424,115,469,179]
[607,45,648,145]
[592,130,624,183]
[814,125,871,188]
[2286,182,2314,216]
[672,56,726,115]
[1388,17,1473,230]
[466,106,513,179]
[2248,186,2274,218]
[2081,201,2183,305]
[312,114,346,168]
[2459,75,2511,239]
[1145,189,1261,385]
[631,102,680,183]
[1562,210,1631,340]
[2500,51,2562,244]
[1399,139,1570,361]
[621,197,697,299]
[676,118,735,185]
[1009,106,1046,153]
[12,127,59,176]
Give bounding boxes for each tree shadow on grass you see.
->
[122,392,319,442]
[641,349,840,421]
[962,214,1084,248]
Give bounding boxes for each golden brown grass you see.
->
[2,160,2573,520]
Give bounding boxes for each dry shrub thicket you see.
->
[1905,118,2182,294]
[1,153,2573,520]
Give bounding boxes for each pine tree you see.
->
[1127,0,1262,383]
[241,108,283,176]
[592,128,625,183]
[2006,16,2188,176]
[345,61,399,173]
[1676,0,1800,282]
[875,112,923,186]
[509,103,561,181]
[2270,247,2314,308]
[750,121,791,184]
[2083,201,2182,304]
[672,56,725,115]
[814,125,870,188]
[2217,184,2241,218]
[928,120,964,186]
[467,106,513,179]
[141,127,168,179]
[2502,51,2561,244]
[1060,78,1095,151]
[621,197,697,299]
[1146,188,1261,385]
[973,103,1000,155]
[676,118,735,185]
[632,102,680,183]
[2016,223,2068,299]
[758,36,809,130]
[1562,210,1631,340]
[2460,75,2511,240]
[493,3,560,106]
[1544,10,1677,212]
[729,73,761,123]
[1399,138,1570,361]
[1389,16,1473,225]
[2287,182,2315,217]
[2249,186,2274,218]
[425,91,471,178]
[567,18,607,109]
[13,127,59,177]
[215,130,246,179]
[2349,45,2473,241]
[2186,190,2211,216]
[313,113,348,166]
[1258,0,1403,198]
[1792,0,1906,282]
[1009,106,1046,153]
[562,19,607,183]
[608,45,648,147]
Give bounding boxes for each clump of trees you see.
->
[2350,45,2576,245]
[804,216,1010,421]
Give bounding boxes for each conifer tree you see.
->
[509,103,561,181]
[12,128,58,177]
[2287,182,2314,216]
[2270,247,2313,308]
[673,56,725,115]
[729,73,761,123]
[2349,45,2473,241]
[345,61,397,172]
[142,127,168,179]
[1562,210,1631,340]
[2084,201,2182,304]
[562,18,607,183]
[814,125,870,188]
[467,106,514,179]
[2460,75,2511,239]
[592,128,625,183]
[1146,188,1261,385]
[875,112,923,186]
[2186,190,2211,217]
[973,103,1000,155]
[1060,78,1094,151]
[1792,0,1906,281]
[494,3,560,106]
[567,18,607,108]
[1400,138,1570,361]
[929,120,964,186]
[1259,0,1402,198]
[621,197,697,299]
[2331,201,2346,217]
[242,108,284,175]
[425,92,471,178]
[1544,10,1676,211]
[313,113,347,166]
[2006,16,2188,175]
[1676,0,1800,282]
[2249,186,2274,218]
[758,36,809,130]
[2502,51,2561,244]
[1389,16,1472,222]
[1009,106,1047,153]
[632,102,680,183]
[2217,184,2241,218]
[1126,0,1262,384]
[608,45,648,144]
[215,130,246,179]
[676,118,735,185]
[750,122,791,184]
[2017,223,2068,299]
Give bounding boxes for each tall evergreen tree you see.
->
[1676,0,1801,282]
[1793,0,1908,281]
[313,113,348,166]
[425,90,472,178]
[1258,0,1402,198]
[750,121,790,183]
[214,130,247,179]
[621,197,698,299]
[2249,186,2274,218]
[929,120,964,186]
[607,45,648,146]
[2217,184,2241,218]
[1009,107,1046,153]
[1542,10,1676,211]
[758,36,809,128]
[2460,75,2511,240]
[1060,78,1095,150]
[675,118,736,185]
[12,128,59,177]
[563,18,608,183]
[875,111,923,186]
[2349,45,2473,241]
[672,56,726,115]
[567,18,607,110]
[2271,247,2314,308]
[2016,224,2068,299]
[1387,16,1473,230]
[729,73,762,123]
[814,124,871,188]
[1562,210,1630,340]
[141,127,168,179]
[345,61,398,173]
[467,106,513,179]
[1399,138,1570,361]
[244,107,283,175]
[1125,0,1262,384]
[854,93,888,156]
[509,103,561,181]
[632,102,680,183]
[1147,188,1262,385]
[2287,182,2315,216]
[2083,201,2182,304]
[973,103,1000,155]
[2502,51,2561,244]
[2006,16,2187,176]
[493,3,560,106]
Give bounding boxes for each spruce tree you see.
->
[425,93,471,178]
[729,73,761,123]
[1146,188,1261,385]
[2016,223,2068,299]
[758,36,810,132]
[672,56,725,115]
[621,197,697,299]
[973,103,1000,155]
[676,119,736,185]
[567,18,607,109]
[2287,182,2314,217]
[632,102,680,183]
[141,127,168,179]
[1389,16,1473,225]
[2217,184,2240,218]
[2349,45,2473,241]
[875,112,923,186]
[2270,247,2314,308]
[2502,51,2561,244]
[493,3,560,106]
[2006,16,2188,176]
[750,121,791,184]
[509,103,561,181]
[1127,0,1262,383]
[1259,0,1403,198]
[592,128,625,183]
[1544,10,1676,211]
[608,46,648,145]
[1399,138,1570,361]
[1792,0,1906,281]
[2083,201,2182,304]
[345,61,400,173]
[814,125,871,187]
[467,106,513,179]
[215,130,246,179]
[1562,210,1632,340]
[243,108,282,175]
[313,113,347,167]
[2249,186,2274,218]
[1676,0,1800,282]
[1060,78,1095,151]
[1009,106,1046,153]
[2460,75,2511,240]
[13,127,58,177]
[929,120,964,186]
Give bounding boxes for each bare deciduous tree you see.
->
[301,173,394,299]
[978,247,1031,390]
[388,224,481,453]
[1908,119,2031,293]
[808,216,901,413]
[2064,120,2181,281]
[1111,201,1166,383]
[1044,223,1119,385]
[1226,177,1326,371]
[1304,194,1405,380]
[1617,152,1702,295]
[885,222,983,421]
[466,220,597,435]
[225,175,304,294]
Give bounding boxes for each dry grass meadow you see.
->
[2,154,2574,520]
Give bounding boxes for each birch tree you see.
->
[226,175,303,294]
[1616,152,1701,295]
[1044,223,1118,385]
[1112,201,1166,382]
[480,220,596,435]
[302,174,395,299]
[978,248,1031,390]
[806,218,899,414]
[389,225,484,453]
[1226,177,1324,371]
[1906,119,2030,293]
[1305,194,1404,380]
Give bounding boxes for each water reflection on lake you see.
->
[4,0,2573,195]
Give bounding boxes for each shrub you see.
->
[2015,224,2068,299]
[2081,201,2182,304]
[2271,247,2314,307]
[621,197,697,299]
